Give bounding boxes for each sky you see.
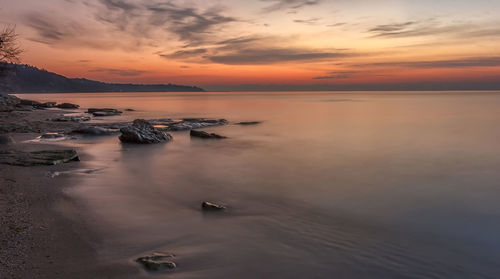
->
[1,0,500,91]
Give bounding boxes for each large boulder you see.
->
[119,119,172,144]
[0,149,80,166]
[190,130,227,139]
[136,253,176,271]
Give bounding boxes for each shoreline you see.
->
[0,98,137,278]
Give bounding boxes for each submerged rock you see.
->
[0,149,80,166]
[71,126,119,136]
[0,134,14,144]
[87,108,122,116]
[119,119,172,144]
[56,103,80,109]
[125,108,135,111]
[202,201,226,211]
[236,121,261,125]
[190,130,227,139]
[136,253,176,271]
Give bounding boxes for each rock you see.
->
[0,149,80,166]
[202,201,226,211]
[236,121,261,125]
[49,116,91,122]
[136,253,176,271]
[190,130,227,139]
[56,103,80,109]
[40,132,65,139]
[87,108,122,116]
[165,119,228,131]
[119,119,172,144]
[125,108,135,111]
[19,99,42,107]
[39,102,57,108]
[0,94,21,112]
[71,126,119,136]
[0,134,14,144]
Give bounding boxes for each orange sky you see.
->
[2,0,500,90]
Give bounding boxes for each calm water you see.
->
[22,92,500,278]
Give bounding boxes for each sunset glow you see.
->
[2,0,500,90]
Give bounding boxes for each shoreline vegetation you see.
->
[0,93,258,278]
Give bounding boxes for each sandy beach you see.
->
[0,97,137,279]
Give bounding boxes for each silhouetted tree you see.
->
[0,26,22,76]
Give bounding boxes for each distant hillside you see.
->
[0,63,204,93]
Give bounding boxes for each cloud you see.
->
[95,0,236,46]
[313,71,357,79]
[24,13,85,43]
[208,48,350,65]
[357,57,500,69]
[89,68,147,76]
[294,17,321,25]
[261,0,321,13]
[159,48,208,59]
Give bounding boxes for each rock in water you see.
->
[71,126,119,136]
[202,201,226,211]
[49,116,91,122]
[40,132,65,139]
[190,130,227,139]
[236,121,261,125]
[119,119,172,144]
[136,253,176,271]
[56,103,80,109]
[0,149,80,166]
[87,108,122,116]
[0,134,14,144]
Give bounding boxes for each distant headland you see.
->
[0,63,204,93]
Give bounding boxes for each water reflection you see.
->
[24,92,500,278]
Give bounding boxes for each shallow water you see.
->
[22,92,500,278]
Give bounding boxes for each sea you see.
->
[19,91,500,279]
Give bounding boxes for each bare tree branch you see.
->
[0,26,23,63]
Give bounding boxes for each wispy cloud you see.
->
[261,0,321,13]
[313,71,358,79]
[159,48,208,59]
[89,68,147,76]
[355,57,500,69]
[209,48,350,65]
[294,17,321,25]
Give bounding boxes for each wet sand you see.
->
[0,104,137,278]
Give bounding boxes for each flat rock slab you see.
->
[49,116,91,122]
[190,130,227,139]
[202,201,226,211]
[136,253,176,271]
[0,149,80,166]
[87,108,122,117]
[56,103,80,109]
[153,118,228,131]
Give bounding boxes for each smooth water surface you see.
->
[22,92,500,278]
